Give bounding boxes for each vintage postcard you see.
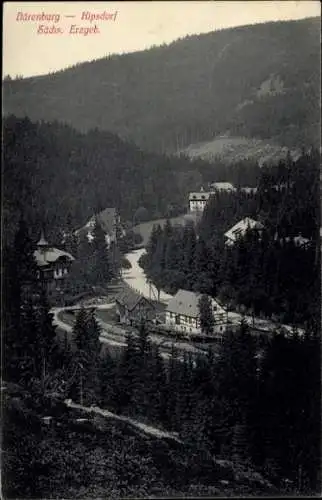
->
[2,1,321,498]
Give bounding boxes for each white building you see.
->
[165,289,227,336]
[209,181,236,192]
[189,183,237,213]
[224,217,264,247]
[188,187,212,213]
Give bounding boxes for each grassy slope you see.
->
[180,135,301,165]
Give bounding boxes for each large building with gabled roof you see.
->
[165,289,227,336]
[188,187,212,213]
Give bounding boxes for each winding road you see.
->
[122,248,172,303]
[52,245,303,360]
[52,299,204,362]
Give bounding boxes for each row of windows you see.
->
[169,312,196,325]
[190,195,208,200]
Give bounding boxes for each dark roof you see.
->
[116,288,153,311]
[34,248,75,266]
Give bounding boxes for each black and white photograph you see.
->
[2,1,321,498]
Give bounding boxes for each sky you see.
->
[3,1,321,78]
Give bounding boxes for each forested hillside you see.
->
[3,17,320,153]
[2,116,195,246]
[3,115,265,247]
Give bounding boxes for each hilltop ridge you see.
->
[3,17,320,153]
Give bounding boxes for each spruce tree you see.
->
[198,294,214,336]
[89,217,111,286]
[3,220,41,384]
[116,331,140,414]
[181,223,197,289]
[99,350,117,409]
[72,308,101,404]
[215,322,257,459]
[13,217,38,286]
[194,236,212,294]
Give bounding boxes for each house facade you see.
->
[34,233,75,294]
[189,183,236,213]
[116,287,156,325]
[189,188,212,213]
[165,289,227,336]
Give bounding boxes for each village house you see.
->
[75,207,125,247]
[224,217,264,246]
[274,233,311,249]
[189,182,237,213]
[240,186,258,194]
[209,181,236,192]
[188,187,212,213]
[115,287,157,325]
[165,289,227,336]
[34,232,75,293]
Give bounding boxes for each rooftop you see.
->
[166,289,201,317]
[224,217,264,243]
[166,289,225,318]
[240,186,258,194]
[210,182,236,191]
[116,287,154,311]
[189,191,212,201]
[34,247,75,267]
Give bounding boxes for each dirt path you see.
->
[65,399,183,443]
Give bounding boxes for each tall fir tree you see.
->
[198,294,214,336]
[72,307,102,404]
[89,217,111,286]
